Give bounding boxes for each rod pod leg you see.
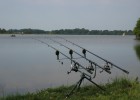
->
[85,77,105,91]
[66,73,105,98]
[66,74,85,98]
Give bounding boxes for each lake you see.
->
[0,35,140,96]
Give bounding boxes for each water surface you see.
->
[0,35,140,95]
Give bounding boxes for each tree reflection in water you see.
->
[134,44,140,60]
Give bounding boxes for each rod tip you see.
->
[123,70,129,74]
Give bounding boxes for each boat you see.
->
[122,32,125,36]
[11,34,16,37]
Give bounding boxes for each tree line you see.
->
[0,28,133,35]
[50,28,133,35]
[0,28,7,33]
[133,18,140,39]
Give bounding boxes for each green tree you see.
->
[133,18,140,39]
[0,28,6,33]
[134,44,140,60]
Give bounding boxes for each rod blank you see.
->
[31,38,92,74]
[56,36,129,74]
[47,38,111,74]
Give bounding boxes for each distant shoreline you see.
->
[0,28,134,35]
[0,33,134,35]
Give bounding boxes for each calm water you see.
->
[0,35,140,96]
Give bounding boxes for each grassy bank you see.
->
[0,78,140,100]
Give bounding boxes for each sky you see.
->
[0,0,140,31]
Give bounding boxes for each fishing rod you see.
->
[31,37,93,74]
[31,37,105,97]
[56,36,129,74]
[47,37,111,75]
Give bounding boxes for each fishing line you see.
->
[56,36,129,74]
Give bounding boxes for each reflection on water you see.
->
[134,44,140,61]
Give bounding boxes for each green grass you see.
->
[0,77,140,100]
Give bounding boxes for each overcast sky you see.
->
[0,0,140,31]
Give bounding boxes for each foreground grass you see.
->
[0,78,140,100]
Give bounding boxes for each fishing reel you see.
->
[100,62,112,73]
[67,62,79,74]
[86,61,94,74]
[86,61,97,78]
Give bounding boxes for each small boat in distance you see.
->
[122,32,125,36]
[11,34,16,37]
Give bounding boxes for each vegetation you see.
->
[134,44,140,60]
[0,28,7,33]
[0,28,133,35]
[0,78,139,100]
[133,18,140,39]
[50,28,133,35]
[8,28,47,34]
